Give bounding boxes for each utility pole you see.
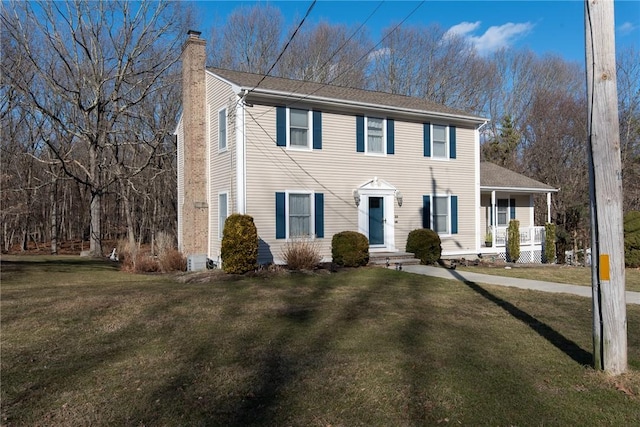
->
[584,0,627,374]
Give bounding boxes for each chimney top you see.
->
[187,30,202,38]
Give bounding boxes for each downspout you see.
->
[236,91,247,214]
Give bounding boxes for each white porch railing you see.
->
[489,226,545,247]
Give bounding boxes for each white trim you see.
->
[236,95,246,214]
[481,186,559,193]
[356,180,397,252]
[286,107,313,151]
[529,194,535,228]
[364,116,387,156]
[206,104,212,258]
[218,106,228,152]
[206,69,241,94]
[474,123,481,253]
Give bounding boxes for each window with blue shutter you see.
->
[356,115,365,152]
[313,111,322,150]
[275,192,286,238]
[387,119,394,154]
[451,196,458,234]
[510,198,516,220]
[422,195,431,229]
[449,126,456,159]
[276,107,286,147]
[314,193,324,238]
[423,123,431,157]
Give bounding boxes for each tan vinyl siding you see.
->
[206,74,238,261]
[480,193,534,234]
[245,105,478,261]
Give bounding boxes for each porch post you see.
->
[546,192,552,223]
[491,190,496,236]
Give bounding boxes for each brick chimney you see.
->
[180,30,208,258]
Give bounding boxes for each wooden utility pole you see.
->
[584,0,627,374]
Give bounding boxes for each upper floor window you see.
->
[289,108,310,148]
[218,108,227,152]
[276,107,322,150]
[424,123,456,159]
[357,116,394,155]
[366,117,385,154]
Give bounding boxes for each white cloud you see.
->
[368,47,391,62]
[446,21,535,55]
[617,22,638,35]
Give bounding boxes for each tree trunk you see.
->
[89,191,102,257]
[50,177,58,255]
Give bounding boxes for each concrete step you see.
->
[368,252,420,267]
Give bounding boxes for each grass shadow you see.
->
[448,269,592,366]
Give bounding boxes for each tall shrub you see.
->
[507,219,520,263]
[221,214,258,274]
[406,229,442,265]
[624,211,640,268]
[544,223,556,264]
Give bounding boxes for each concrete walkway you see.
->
[402,265,640,305]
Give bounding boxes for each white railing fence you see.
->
[487,226,545,247]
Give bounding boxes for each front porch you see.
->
[480,225,546,263]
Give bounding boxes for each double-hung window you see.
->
[288,193,311,237]
[422,194,458,235]
[366,117,384,154]
[276,192,324,239]
[218,108,227,152]
[289,108,310,149]
[218,192,228,239]
[497,199,509,226]
[424,123,456,159]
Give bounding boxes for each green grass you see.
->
[2,255,639,426]
[457,264,640,292]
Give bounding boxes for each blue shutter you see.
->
[422,195,431,229]
[276,107,286,147]
[449,126,456,159]
[314,193,324,238]
[276,192,286,239]
[451,196,458,234]
[313,111,322,150]
[387,119,394,154]
[510,198,516,220]
[423,123,431,157]
[356,115,364,152]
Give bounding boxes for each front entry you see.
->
[368,197,384,245]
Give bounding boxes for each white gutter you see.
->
[480,186,560,193]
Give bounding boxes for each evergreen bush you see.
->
[221,214,258,274]
[624,211,640,268]
[507,219,520,263]
[331,231,369,267]
[544,223,556,264]
[406,228,442,265]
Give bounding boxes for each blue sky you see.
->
[193,0,640,63]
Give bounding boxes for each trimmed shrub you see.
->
[507,219,520,263]
[406,228,441,265]
[625,211,640,268]
[221,214,258,274]
[281,237,322,270]
[332,231,369,267]
[544,223,556,264]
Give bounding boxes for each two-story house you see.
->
[176,31,557,268]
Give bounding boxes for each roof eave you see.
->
[480,185,559,193]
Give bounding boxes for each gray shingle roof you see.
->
[481,162,558,192]
[208,67,486,122]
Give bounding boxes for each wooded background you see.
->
[2,1,638,258]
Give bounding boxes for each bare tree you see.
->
[208,4,284,74]
[2,0,187,256]
[616,46,640,212]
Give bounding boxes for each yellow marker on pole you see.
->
[600,254,610,281]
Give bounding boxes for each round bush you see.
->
[406,229,442,265]
[332,231,369,267]
[221,214,258,274]
[625,211,640,268]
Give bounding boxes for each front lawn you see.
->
[1,256,639,426]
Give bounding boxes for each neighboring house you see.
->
[176,31,558,267]
[480,162,559,263]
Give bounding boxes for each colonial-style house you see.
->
[176,31,557,268]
